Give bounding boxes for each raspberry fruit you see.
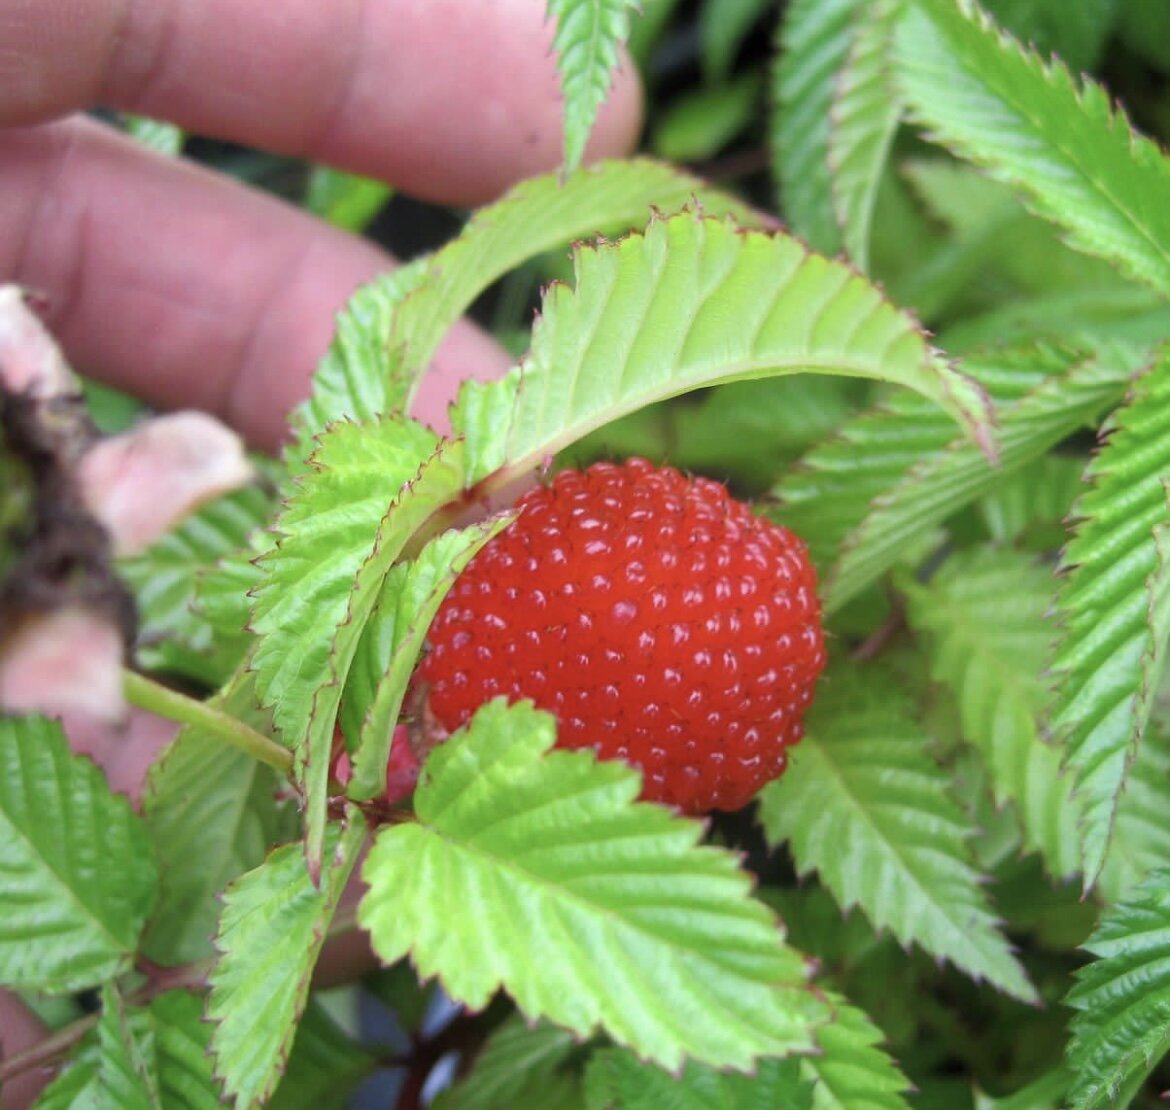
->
[417,458,825,813]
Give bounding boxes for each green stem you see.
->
[122,669,292,774]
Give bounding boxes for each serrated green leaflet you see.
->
[249,418,461,871]
[825,343,1138,610]
[94,983,158,1109]
[772,342,1076,574]
[583,1047,814,1110]
[287,261,429,461]
[1050,350,1170,887]
[772,379,960,572]
[207,815,365,1109]
[435,1016,579,1110]
[773,0,863,253]
[904,549,1080,879]
[894,0,1170,298]
[453,212,992,492]
[978,454,1085,546]
[119,483,271,686]
[250,416,439,743]
[1066,869,1170,1109]
[828,1,903,270]
[34,989,222,1110]
[1100,728,1170,905]
[141,672,293,965]
[803,990,911,1110]
[359,700,827,1072]
[194,531,266,643]
[759,667,1037,1002]
[398,159,759,415]
[547,0,638,172]
[342,516,513,800]
[0,715,157,993]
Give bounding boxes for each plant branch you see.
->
[0,1012,99,1086]
[123,669,292,774]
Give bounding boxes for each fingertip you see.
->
[583,46,645,165]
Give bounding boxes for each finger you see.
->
[0,989,49,1109]
[1,118,512,449]
[0,0,642,207]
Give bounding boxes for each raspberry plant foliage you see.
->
[6,2,1170,1107]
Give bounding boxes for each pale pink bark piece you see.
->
[79,410,254,556]
[0,607,125,723]
[0,284,75,398]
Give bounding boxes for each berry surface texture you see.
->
[419,457,826,813]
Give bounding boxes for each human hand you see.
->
[0,2,641,1103]
[1,0,642,447]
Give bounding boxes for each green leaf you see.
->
[698,0,770,81]
[122,114,184,156]
[0,715,157,993]
[207,815,366,1109]
[435,1016,580,1110]
[547,0,638,172]
[304,166,392,232]
[359,700,828,1072]
[119,483,272,686]
[973,1067,1071,1110]
[93,983,158,1109]
[904,549,1080,879]
[652,72,763,164]
[343,517,513,799]
[249,418,457,871]
[287,261,430,463]
[565,375,861,496]
[759,666,1037,1002]
[395,159,762,415]
[773,342,1090,578]
[583,1047,814,1110]
[1066,868,1170,1109]
[894,0,1170,298]
[1100,726,1170,905]
[828,1,904,269]
[981,0,1118,72]
[1049,350,1170,886]
[269,997,378,1110]
[821,342,1138,610]
[773,0,864,252]
[803,990,911,1110]
[944,287,1170,356]
[453,211,992,492]
[977,454,1085,546]
[34,989,223,1110]
[141,672,293,965]
[144,992,224,1108]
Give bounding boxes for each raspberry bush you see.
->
[4,2,1170,1107]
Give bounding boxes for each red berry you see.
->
[332,724,421,807]
[417,458,825,813]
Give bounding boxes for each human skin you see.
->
[0,1,642,1103]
